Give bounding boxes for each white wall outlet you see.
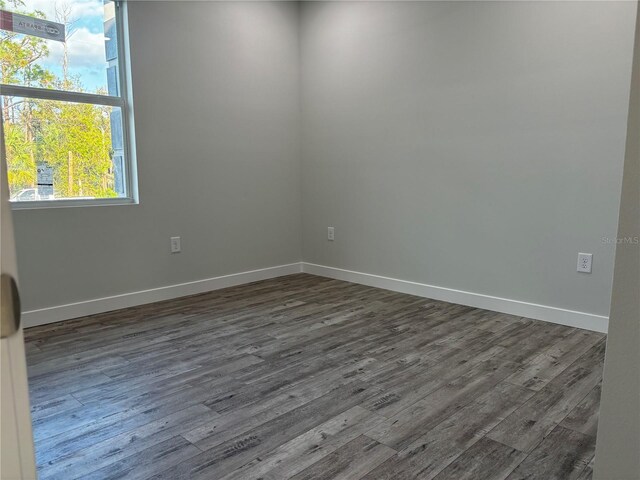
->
[577,253,592,273]
[327,226,335,241]
[170,236,181,253]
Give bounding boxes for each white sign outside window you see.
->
[36,164,54,198]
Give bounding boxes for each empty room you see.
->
[1,1,639,479]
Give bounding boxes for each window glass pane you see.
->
[4,96,126,201]
[0,0,118,96]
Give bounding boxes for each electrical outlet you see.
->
[327,227,335,241]
[577,253,592,273]
[170,236,181,253]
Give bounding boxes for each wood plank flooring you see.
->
[24,273,605,480]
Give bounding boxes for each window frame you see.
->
[1,1,138,209]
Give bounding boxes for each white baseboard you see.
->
[23,261,608,333]
[302,263,608,333]
[22,263,303,329]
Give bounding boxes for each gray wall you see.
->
[300,1,636,317]
[13,1,301,311]
[12,1,636,323]
[594,3,640,477]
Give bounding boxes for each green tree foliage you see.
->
[1,0,117,199]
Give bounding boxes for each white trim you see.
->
[10,197,138,210]
[0,84,123,107]
[117,0,139,205]
[302,263,608,333]
[22,263,303,328]
[22,261,608,333]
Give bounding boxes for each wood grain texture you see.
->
[432,437,527,480]
[24,273,605,480]
[560,384,602,437]
[289,435,396,480]
[361,382,535,480]
[487,339,605,453]
[505,426,596,480]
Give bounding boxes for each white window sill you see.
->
[10,197,139,210]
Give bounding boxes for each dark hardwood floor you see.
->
[24,273,605,480]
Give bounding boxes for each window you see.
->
[1,0,136,206]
